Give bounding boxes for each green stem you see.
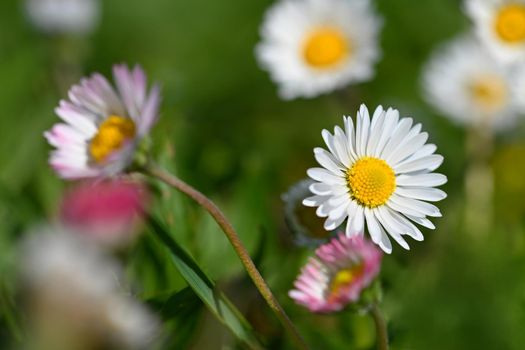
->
[145,164,309,350]
[464,123,494,236]
[370,303,389,350]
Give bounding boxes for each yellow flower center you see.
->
[303,27,349,69]
[347,157,396,208]
[494,4,525,43]
[89,115,136,163]
[328,264,364,298]
[469,75,508,112]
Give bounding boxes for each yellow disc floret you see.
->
[89,115,136,163]
[494,4,525,43]
[469,74,508,112]
[328,264,364,298]
[347,157,396,208]
[303,27,350,69]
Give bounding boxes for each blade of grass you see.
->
[148,216,264,350]
[146,287,203,349]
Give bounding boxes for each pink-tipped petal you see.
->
[289,233,382,313]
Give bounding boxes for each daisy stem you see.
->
[370,303,389,350]
[145,164,309,350]
[465,123,493,236]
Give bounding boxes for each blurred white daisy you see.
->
[422,35,520,130]
[512,64,525,109]
[25,0,100,35]
[44,64,160,179]
[21,229,158,349]
[256,0,382,100]
[465,0,525,63]
[303,104,447,253]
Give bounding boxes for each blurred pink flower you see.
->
[289,233,382,312]
[61,180,148,247]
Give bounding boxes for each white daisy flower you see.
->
[465,0,525,63]
[303,104,447,253]
[422,35,520,130]
[20,229,158,349]
[256,0,382,100]
[510,63,525,110]
[25,0,100,35]
[44,64,160,179]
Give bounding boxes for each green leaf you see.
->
[146,287,203,349]
[147,216,264,350]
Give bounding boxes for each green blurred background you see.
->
[1,0,525,349]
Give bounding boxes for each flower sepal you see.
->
[130,136,153,171]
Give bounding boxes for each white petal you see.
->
[324,213,347,231]
[309,182,333,196]
[328,193,351,207]
[316,200,339,218]
[374,207,410,250]
[395,187,447,202]
[380,117,413,159]
[324,202,349,230]
[390,194,442,217]
[356,104,371,156]
[322,130,339,160]
[314,148,344,175]
[386,199,425,218]
[344,201,361,237]
[365,208,393,253]
[331,185,350,196]
[366,106,385,156]
[307,168,346,185]
[333,126,352,167]
[303,195,329,207]
[364,208,381,243]
[373,108,399,157]
[404,144,437,162]
[386,132,429,165]
[379,207,424,241]
[343,116,358,161]
[370,105,385,130]
[394,155,444,174]
[55,102,98,136]
[396,173,447,187]
[349,205,365,236]
[389,210,425,241]
[137,84,161,136]
[405,214,436,229]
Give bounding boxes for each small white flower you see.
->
[422,35,520,130]
[303,104,447,253]
[44,64,160,179]
[256,0,382,100]
[465,0,525,63]
[25,0,100,35]
[20,229,158,349]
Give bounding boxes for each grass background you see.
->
[1,0,525,349]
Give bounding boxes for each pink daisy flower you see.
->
[289,233,382,312]
[44,64,160,179]
[60,180,148,247]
